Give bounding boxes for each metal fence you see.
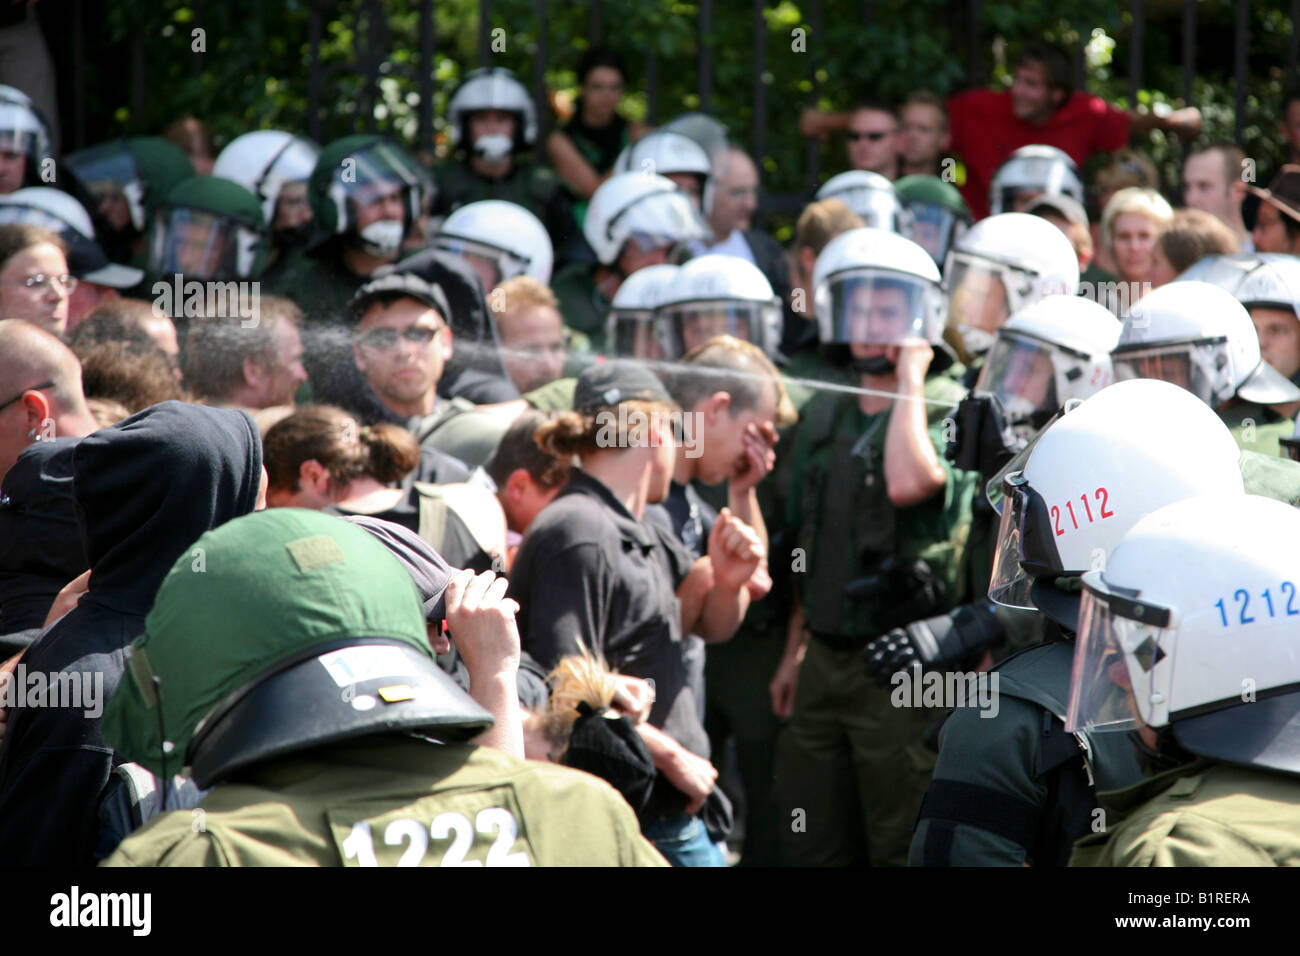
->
[66,0,1300,201]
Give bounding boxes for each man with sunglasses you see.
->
[846,101,901,181]
[349,273,511,470]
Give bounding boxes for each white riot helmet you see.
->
[0,187,143,288]
[987,378,1245,629]
[815,171,913,236]
[976,295,1120,427]
[583,172,709,266]
[1066,494,1300,778]
[1112,280,1300,407]
[943,212,1080,360]
[433,200,553,287]
[0,85,50,189]
[0,186,95,239]
[607,263,680,360]
[656,254,781,359]
[213,130,320,227]
[1231,254,1300,318]
[989,145,1084,216]
[616,132,715,214]
[812,227,945,366]
[447,67,538,159]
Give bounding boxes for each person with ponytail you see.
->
[264,404,506,573]
[507,360,765,866]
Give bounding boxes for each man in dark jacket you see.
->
[0,437,84,656]
[0,400,265,865]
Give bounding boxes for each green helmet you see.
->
[64,136,195,235]
[307,134,424,257]
[101,508,493,788]
[895,175,972,267]
[147,175,269,281]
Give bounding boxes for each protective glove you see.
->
[862,599,1004,687]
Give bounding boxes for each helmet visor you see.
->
[988,472,1036,609]
[337,143,417,218]
[987,470,1067,608]
[1111,337,1232,407]
[435,234,529,290]
[824,269,943,347]
[663,301,771,357]
[944,253,1012,354]
[149,207,238,280]
[830,187,907,233]
[976,332,1060,425]
[608,310,665,360]
[909,203,964,263]
[1066,578,1174,733]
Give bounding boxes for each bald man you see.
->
[693,146,794,353]
[0,320,98,482]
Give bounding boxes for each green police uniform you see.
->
[1220,399,1294,458]
[1070,760,1300,867]
[523,376,576,413]
[101,737,666,867]
[98,509,666,868]
[910,641,1143,866]
[266,245,369,327]
[433,159,574,252]
[774,380,977,866]
[552,261,611,355]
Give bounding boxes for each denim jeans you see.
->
[643,814,728,867]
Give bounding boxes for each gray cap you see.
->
[348,271,452,326]
[1026,193,1089,228]
[572,359,672,413]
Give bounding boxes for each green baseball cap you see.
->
[102,508,492,786]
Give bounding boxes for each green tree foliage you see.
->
[83,0,1298,217]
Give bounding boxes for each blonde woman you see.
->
[1100,186,1174,314]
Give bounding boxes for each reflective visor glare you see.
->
[987,481,1035,609]
[909,205,956,261]
[668,304,757,355]
[828,274,928,346]
[1066,589,1145,733]
[1111,343,1219,406]
[69,149,136,198]
[976,335,1059,423]
[946,258,1010,333]
[437,238,505,289]
[611,313,662,359]
[153,209,232,279]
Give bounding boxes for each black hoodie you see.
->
[0,402,263,865]
[0,438,86,653]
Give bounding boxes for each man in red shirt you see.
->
[803,42,1200,220]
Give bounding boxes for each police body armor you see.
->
[798,392,941,640]
[917,640,1142,866]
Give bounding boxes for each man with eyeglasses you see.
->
[348,272,513,470]
[0,223,77,336]
[0,319,97,484]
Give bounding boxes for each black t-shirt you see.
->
[644,481,719,726]
[507,469,707,757]
[645,481,718,559]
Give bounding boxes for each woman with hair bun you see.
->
[264,404,506,572]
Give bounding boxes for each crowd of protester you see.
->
[4,30,1300,869]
